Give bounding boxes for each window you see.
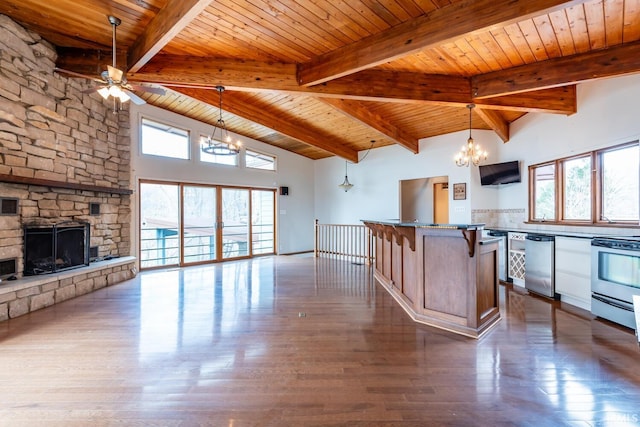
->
[532,163,555,221]
[139,180,276,270]
[141,118,189,159]
[246,149,276,171]
[600,144,639,221]
[563,155,591,221]
[140,182,180,268]
[529,141,639,225]
[200,135,239,166]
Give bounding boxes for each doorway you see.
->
[399,176,449,223]
[433,183,449,224]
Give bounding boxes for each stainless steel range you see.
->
[591,237,640,330]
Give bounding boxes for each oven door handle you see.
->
[592,294,634,312]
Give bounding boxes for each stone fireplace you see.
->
[23,221,90,275]
[0,15,136,321]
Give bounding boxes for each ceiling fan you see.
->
[55,15,165,106]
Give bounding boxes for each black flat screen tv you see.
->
[479,160,521,185]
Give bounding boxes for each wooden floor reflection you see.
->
[1,256,639,426]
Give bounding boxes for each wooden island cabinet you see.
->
[363,220,501,338]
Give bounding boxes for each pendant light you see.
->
[454,104,487,167]
[201,86,241,156]
[338,161,353,192]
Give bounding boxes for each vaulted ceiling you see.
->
[2,0,639,162]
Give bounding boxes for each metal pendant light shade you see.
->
[338,161,354,192]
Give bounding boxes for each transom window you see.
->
[141,118,190,160]
[246,149,276,171]
[529,141,639,225]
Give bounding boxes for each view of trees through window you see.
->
[530,142,639,224]
[563,156,591,220]
[140,182,180,268]
[602,145,639,221]
[533,164,555,221]
[183,186,217,264]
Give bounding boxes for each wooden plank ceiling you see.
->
[2,0,640,161]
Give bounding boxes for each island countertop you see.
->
[362,219,486,230]
[363,221,500,338]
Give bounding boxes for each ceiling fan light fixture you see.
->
[108,84,123,98]
[97,87,110,100]
[117,90,130,103]
[201,86,241,156]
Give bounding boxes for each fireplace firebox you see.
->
[23,221,90,275]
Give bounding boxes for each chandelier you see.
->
[338,161,354,192]
[455,104,487,167]
[201,86,241,156]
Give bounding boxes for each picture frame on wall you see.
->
[453,183,466,200]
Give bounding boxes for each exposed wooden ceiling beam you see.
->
[474,86,576,115]
[126,0,212,73]
[475,108,510,143]
[297,0,588,86]
[122,56,575,113]
[172,87,360,163]
[56,48,128,76]
[319,98,419,154]
[472,41,640,98]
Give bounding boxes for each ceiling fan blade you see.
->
[123,89,146,105]
[128,84,166,96]
[54,67,105,84]
[107,65,124,82]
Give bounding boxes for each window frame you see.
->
[528,140,639,227]
[140,117,191,160]
[245,148,277,171]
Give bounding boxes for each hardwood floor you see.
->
[1,256,639,426]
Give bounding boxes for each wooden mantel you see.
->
[363,220,501,339]
[0,174,133,195]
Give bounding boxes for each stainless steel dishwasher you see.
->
[525,234,557,299]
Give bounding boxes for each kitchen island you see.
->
[363,220,500,338]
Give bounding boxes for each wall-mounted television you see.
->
[479,160,521,185]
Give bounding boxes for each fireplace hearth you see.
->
[23,221,90,276]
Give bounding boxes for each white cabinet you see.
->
[555,236,591,310]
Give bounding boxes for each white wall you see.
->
[314,125,502,225]
[129,103,316,256]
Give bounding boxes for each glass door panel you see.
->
[251,190,275,255]
[221,188,249,259]
[183,186,217,264]
[140,182,180,268]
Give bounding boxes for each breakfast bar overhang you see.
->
[363,220,501,339]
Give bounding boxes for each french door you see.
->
[139,181,275,269]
